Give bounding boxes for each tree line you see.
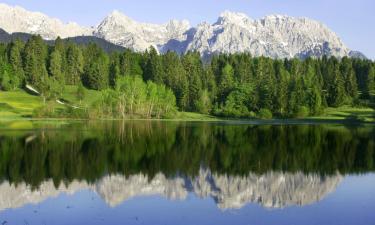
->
[0,35,374,118]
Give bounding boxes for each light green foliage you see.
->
[76,82,86,103]
[195,89,212,114]
[257,108,273,119]
[218,63,235,103]
[94,76,177,119]
[0,90,43,119]
[295,106,310,118]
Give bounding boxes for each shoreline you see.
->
[1,116,375,126]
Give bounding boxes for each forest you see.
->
[0,35,374,119]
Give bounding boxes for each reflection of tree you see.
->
[0,122,374,187]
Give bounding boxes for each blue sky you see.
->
[2,0,374,59]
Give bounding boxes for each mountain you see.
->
[185,12,349,59]
[0,170,342,211]
[94,10,191,53]
[0,3,364,59]
[0,3,91,39]
[349,50,368,59]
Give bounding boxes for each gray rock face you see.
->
[188,12,349,59]
[0,170,342,211]
[0,3,355,58]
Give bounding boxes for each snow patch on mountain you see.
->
[94,10,191,52]
[0,3,92,40]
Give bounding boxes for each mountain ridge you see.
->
[0,3,366,59]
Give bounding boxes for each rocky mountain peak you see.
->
[216,11,253,26]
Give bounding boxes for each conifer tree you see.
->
[144,46,163,83]
[66,44,84,85]
[340,57,358,99]
[8,39,25,87]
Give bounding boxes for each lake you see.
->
[0,121,374,225]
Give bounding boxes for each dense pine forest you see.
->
[0,35,374,119]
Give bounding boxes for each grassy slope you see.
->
[62,85,102,106]
[0,90,42,119]
[308,106,375,123]
[0,86,101,120]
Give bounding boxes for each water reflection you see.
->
[0,169,342,211]
[0,121,374,212]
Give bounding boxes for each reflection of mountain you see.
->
[0,169,342,211]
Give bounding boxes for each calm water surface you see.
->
[0,121,374,225]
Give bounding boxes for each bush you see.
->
[257,108,273,119]
[294,106,310,118]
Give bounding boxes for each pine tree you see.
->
[258,59,276,111]
[49,50,63,82]
[274,60,289,116]
[0,69,11,91]
[182,52,203,111]
[143,46,163,83]
[327,61,347,107]
[340,57,358,100]
[66,44,84,85]
[82,44,109,90]
[8,39,25,87]
[109,52,121,88]
[218,63,235,103]
[365,64,375,98]
[23,36,50,100]
[49,49,65,97]
[162,51,189,110]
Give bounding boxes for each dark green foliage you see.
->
[48,49,65,97]
[22,36,49,95]
[182,52,204,111]
[161,51,189,110]
[82,43,109,90]
[0,62,19,91]
[7,39,25,86]
[65,43,84,85]
[143,46,163,83]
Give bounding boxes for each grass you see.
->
[308,106,375,123]
[0,90,43,119]
[172,112,220,121]
[61,85,102,106]
[0,86,101,120]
